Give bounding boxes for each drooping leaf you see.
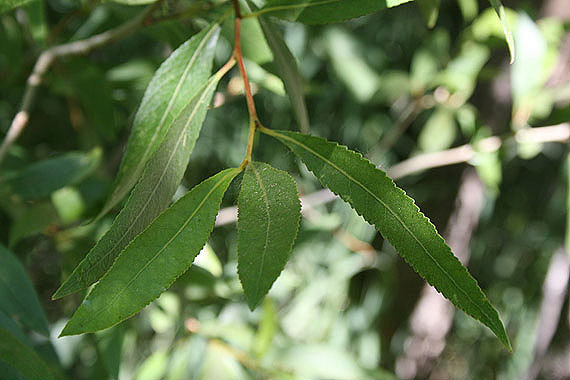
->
[258,16,310,133]
[53,66,225,300]
[238,161,301,309]
[99,24,220,217]
[417,0,440,28]
[262,129,511,350]
[0,0,37,13]
[0,148,101,201]
[257,0,413,24]
[60,168,241,336]
[0,328,54,380]
[488,0,515,63]
[0,244,50,336]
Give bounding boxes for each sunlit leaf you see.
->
[258,16,310,133]
[99,24,220,217]
[53,70,224,300]
[0,148,101,201]
[263,129,511,350]
[488,0,515,63]
[0,244,50,336]
[257,0,413,24]
[60,168,240,336]
[238,161,301,309]
[0,328,54,380]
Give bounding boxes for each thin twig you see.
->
[0,2,162,165]
[215,123,570,227]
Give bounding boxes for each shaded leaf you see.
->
[488,0,515,63]
[0,244,50,336]
[9,202,60,247]
[262,129,511,350]
[53,66,224,299]
[258,16,310,133]
[99,24,220,217]
[0,328,54,380]
[0,148,101,201]
[238,162,301,309]
[60,168,241,336]
[257,0,413,24]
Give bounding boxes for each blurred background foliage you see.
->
[0,0,569,379]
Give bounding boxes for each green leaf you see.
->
[257,0,413,24]
[488,0,515,63]
[0,244,50,336]
[258,16,310,133]
[99,24,220,217]
[0,148,101,201]
[262,129,511,350]
[9,202,59,247]
[0,0,37,13]
[238,162,301,309]
[53,69,224,300]
[417,0,440,28]
[0,327,54,380]
[60,168,240,336]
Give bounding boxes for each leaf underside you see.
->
[238,162,301,310]
[264,129,511,350]
[258,16,310,133]
[99,24,220,217]
[60,168,240,336]
[259,0,413,24]
[53,68,223,300]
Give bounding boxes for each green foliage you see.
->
[0,148,101,201]
[238,161,301,309]
[1,0,568,378]
[54,62,223,299]
[0,328,54,380]
[61,168,240,335]
[100,24,220,217]
[0,244,49,336]
[258,0,413,24]
[262,129,510,349]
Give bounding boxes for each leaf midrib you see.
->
[250,163,272,301]
[118,25,218,179]
[79,76,221,284]
[84,169,238,324]
[274,131,497,329]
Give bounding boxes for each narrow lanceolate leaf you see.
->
[0,148,101,201]
[263,129,511,350]
[53,69,224,300]
[60,168,240,336]
[238,162,301,309]
[0,328,54,380]
[0,244,50,336]
[258,0,413,24]
[488,0,515,63]
[258,17,310,134]
[99,24,220,217]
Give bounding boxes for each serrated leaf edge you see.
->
[264,129,511,350]
[237,162,301,309]
[60,168,241,336]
